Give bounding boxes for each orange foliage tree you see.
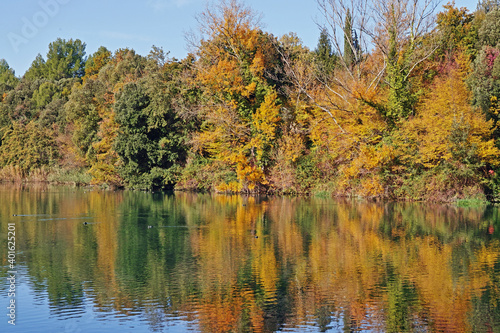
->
[390,56,500,199]
[191,0,282,192]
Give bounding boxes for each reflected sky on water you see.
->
[1,184,500,332]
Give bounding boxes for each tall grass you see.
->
[28,166,51,182]
[0,165,24,182]
[47,167,92,185]
[0,165,91,186]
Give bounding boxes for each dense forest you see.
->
[1,0,500,201]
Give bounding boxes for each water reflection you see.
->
[1,185,500,332]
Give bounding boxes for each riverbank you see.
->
[0,165,91,186]
[0,163,493,204]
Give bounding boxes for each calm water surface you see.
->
[1,184,500,332]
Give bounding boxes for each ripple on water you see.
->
[49,303,87,320]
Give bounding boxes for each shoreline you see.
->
[0,177,493,205]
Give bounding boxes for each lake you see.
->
[1,184,500,332]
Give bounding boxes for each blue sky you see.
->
[1,0,479,76]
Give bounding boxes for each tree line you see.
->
[1,0,500,201]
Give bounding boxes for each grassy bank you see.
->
[0,165,92,186]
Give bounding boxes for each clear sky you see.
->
[0,0,480,76]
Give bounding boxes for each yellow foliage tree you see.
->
[306,65,389,196]
[193,0,282,192]
[394,63,500,170]
[88,94,121,187]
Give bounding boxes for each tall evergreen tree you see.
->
[0,59,18,94]
[344,9,355,67]
[24,38,86,81]
[315,28,336,74]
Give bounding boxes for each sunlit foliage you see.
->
[0,0,498,198]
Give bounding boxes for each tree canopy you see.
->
[0,0,499,200]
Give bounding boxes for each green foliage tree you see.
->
[468,8,500,142]
[0,122,59,174]
[25,38,86,81]
[384,26,416,126]
[114,72,189,189]
[471,47,500,110]
[46,38,86,80]
[24,54,46,81]
[33,81,60,109]
[113,83,151,186]
[97,48,147,86]
[0,60,19,133]
[0,59,19,94]
[478,8,500,47]
[343,9,355,67]
[64,79,105,159]
[0,79,43,124]
[469,45,500,145]
[436,3,476,59]
[315,28,336,75]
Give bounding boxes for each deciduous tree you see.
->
[317,0,440,125]
[192,0,282,191]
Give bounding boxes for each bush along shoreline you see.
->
[0,162,496,204]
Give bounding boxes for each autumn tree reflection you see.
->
[2,189,500,331]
